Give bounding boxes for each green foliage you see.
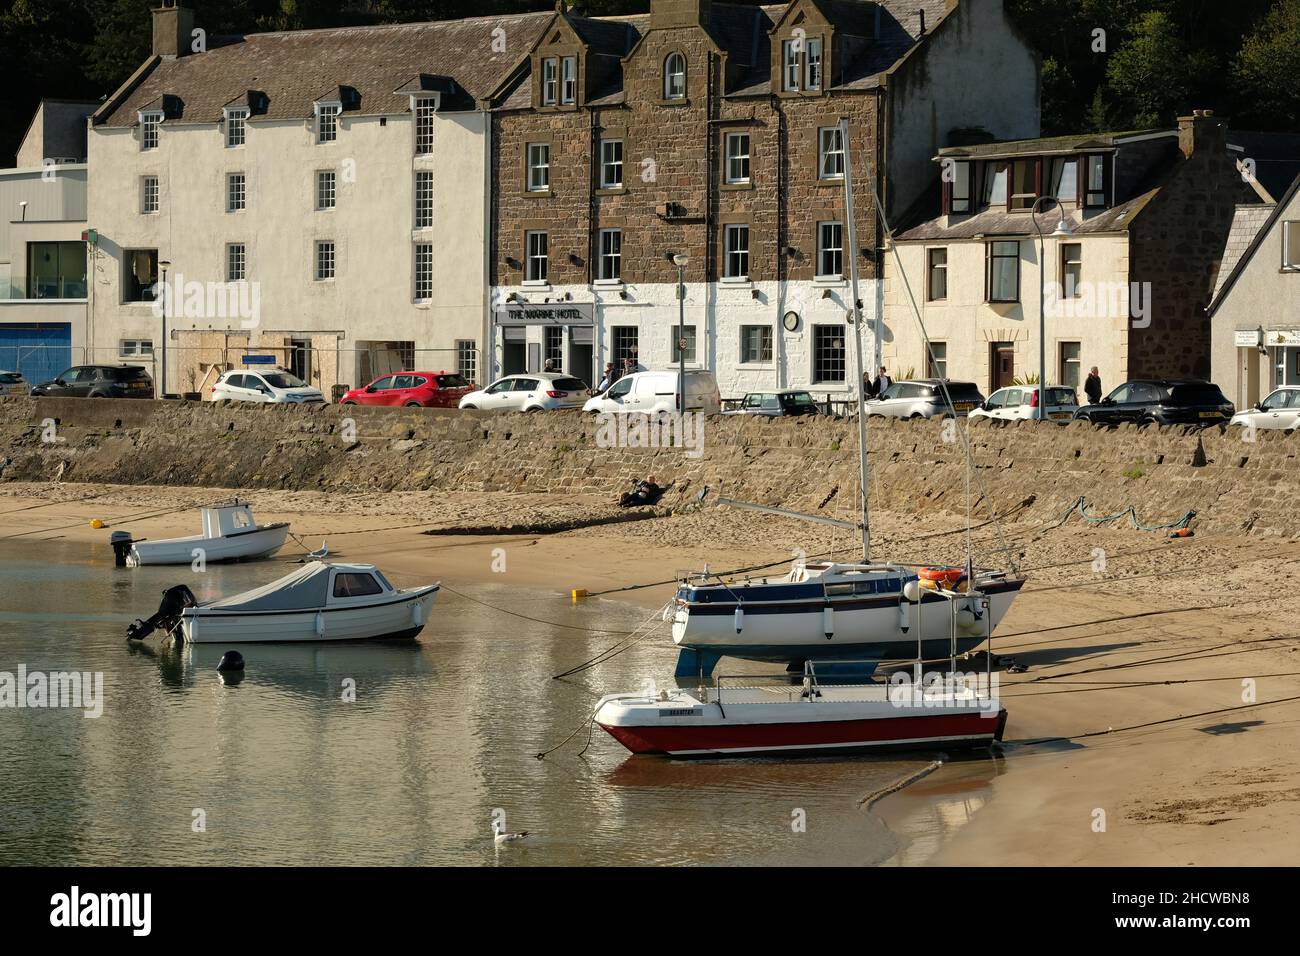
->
[1233,0,1300,129]
[1010,373,1041,386]
[1121,465,1145,479]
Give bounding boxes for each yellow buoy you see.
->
[571,588,588,602]
[89,519,105,529]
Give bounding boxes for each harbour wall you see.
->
[0,396,1295,538]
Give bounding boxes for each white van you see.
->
[583,369,721,415]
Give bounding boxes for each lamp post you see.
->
[1030,198,1074,420]
[159,259,171,399]
[672,253,689,413]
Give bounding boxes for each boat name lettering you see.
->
[658,708,698,717]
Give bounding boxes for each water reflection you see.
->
[1,540,937,866]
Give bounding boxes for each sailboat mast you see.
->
[840,117,870,564]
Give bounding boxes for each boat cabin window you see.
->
[230,510,252,528]
[333,572,384,598]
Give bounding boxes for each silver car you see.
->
[0,370,27,396]
[866,380,985,419]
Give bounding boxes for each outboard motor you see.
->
[127,584,198,642]
[110,531,134,568]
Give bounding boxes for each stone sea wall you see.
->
[1,396,1296,537]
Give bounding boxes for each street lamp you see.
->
[672,252,689,413]
[1030,198,1074,420]
[159,259,171,399]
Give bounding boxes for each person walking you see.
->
[872,366,893,397]
[1084,366,1102,405]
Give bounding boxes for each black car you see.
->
[724,390,820,417]
[31,365,155,399]
[1074,379,1233,426]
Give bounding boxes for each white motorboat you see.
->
[126,562,439,644]
[117,501,289,566]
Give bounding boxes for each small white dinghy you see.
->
[126,562,439,644]
[118,501,289,567]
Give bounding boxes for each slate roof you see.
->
[937,130,1164,160]
[894,188,1160,243]
[1208,173,1300,316]
[97,13,553,125]
[1211,205,1276,301]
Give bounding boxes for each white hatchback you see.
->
[969,385,1078,422]
[211,368,326,404]
[1230,386,1300,431]
[458,372,589,412]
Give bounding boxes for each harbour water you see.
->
[0,540,951,866]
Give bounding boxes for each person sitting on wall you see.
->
[619,475,663,508]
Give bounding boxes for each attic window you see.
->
[413,96,438,155]
[315,102,341,144]
[664,53,686,100]
[139,111,163,151]
[1084,155,1109,208]
[561,57,577,105]
[1283,222,1300,271]
[782,40,800,91]
[541,57,558,106]
[948,160,972,213]
[224,108,249,148]
[806,39,823,90]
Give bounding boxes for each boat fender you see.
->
[734,607,744,634]
[955,608,978,631]
[217,651,245,672]
[902,580,921,604]
[898,600,911,633]
[412,601,423,626]
[823,605,834,639]
[314,611,325,637]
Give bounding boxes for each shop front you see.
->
[1232,328,1300,409]
[491,302,596,384]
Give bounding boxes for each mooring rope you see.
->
[1052,495,1195,533]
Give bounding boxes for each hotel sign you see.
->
[1266,330,1300,347]
[497,303,593,327]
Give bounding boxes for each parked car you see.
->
[459,372,589,412]
[0,370,27,396]
[1229,386,1300,431]
[31,365,154,399]
[865,380,985,419]
[969,385,1078,422]
[210,368,326,404]
[1074,379,1234,426]
[724,390,819,417]
[582,369,722,415]
[340,371,475,408]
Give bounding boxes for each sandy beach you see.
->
[3,479,1299,866]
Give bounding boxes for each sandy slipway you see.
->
[3,396,1300,865]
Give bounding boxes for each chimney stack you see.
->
[1178,109,1226,160]
[650,0,712,30]
[152,2,195,59]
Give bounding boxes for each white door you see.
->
[511,377,541,410]
[603,376,633,411]
[480,379,515,410]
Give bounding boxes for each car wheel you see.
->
[524,406,541,413]
[461,404,477,410]
[341,400,357,405]
[404,402,422,408]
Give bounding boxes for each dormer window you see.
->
[413,96,438,155]
[224,108,248,148]
[782,40,801,91]
[806,39,822,90]
[1048,157,1078,202]
[664,53,686,100]
[1009,159,1039,211]
[561,57,577,105]
[139,111,163,151]
[1084,155,1109,208]
[541,58,558,106]
[983,163,1008,206]
[315,102,341,144]
[948,160,972,213]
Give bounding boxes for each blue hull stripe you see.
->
[679,579,1024,617]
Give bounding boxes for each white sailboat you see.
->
[671,118,1024,678]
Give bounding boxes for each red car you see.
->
[339,371,475,408]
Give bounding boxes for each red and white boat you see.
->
[594,672,1006,758]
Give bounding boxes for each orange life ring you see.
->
[919,567,966,587]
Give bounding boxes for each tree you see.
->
[1103,10,1215,129]
[1233,0,1300,129]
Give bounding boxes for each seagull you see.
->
[306,540,329,559]
[493,821,528,847]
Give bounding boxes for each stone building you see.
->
[86,2,549,397]
[485,0,1039,397]
[887,111,1271,398]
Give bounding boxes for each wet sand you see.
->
[3,480,1299,865]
